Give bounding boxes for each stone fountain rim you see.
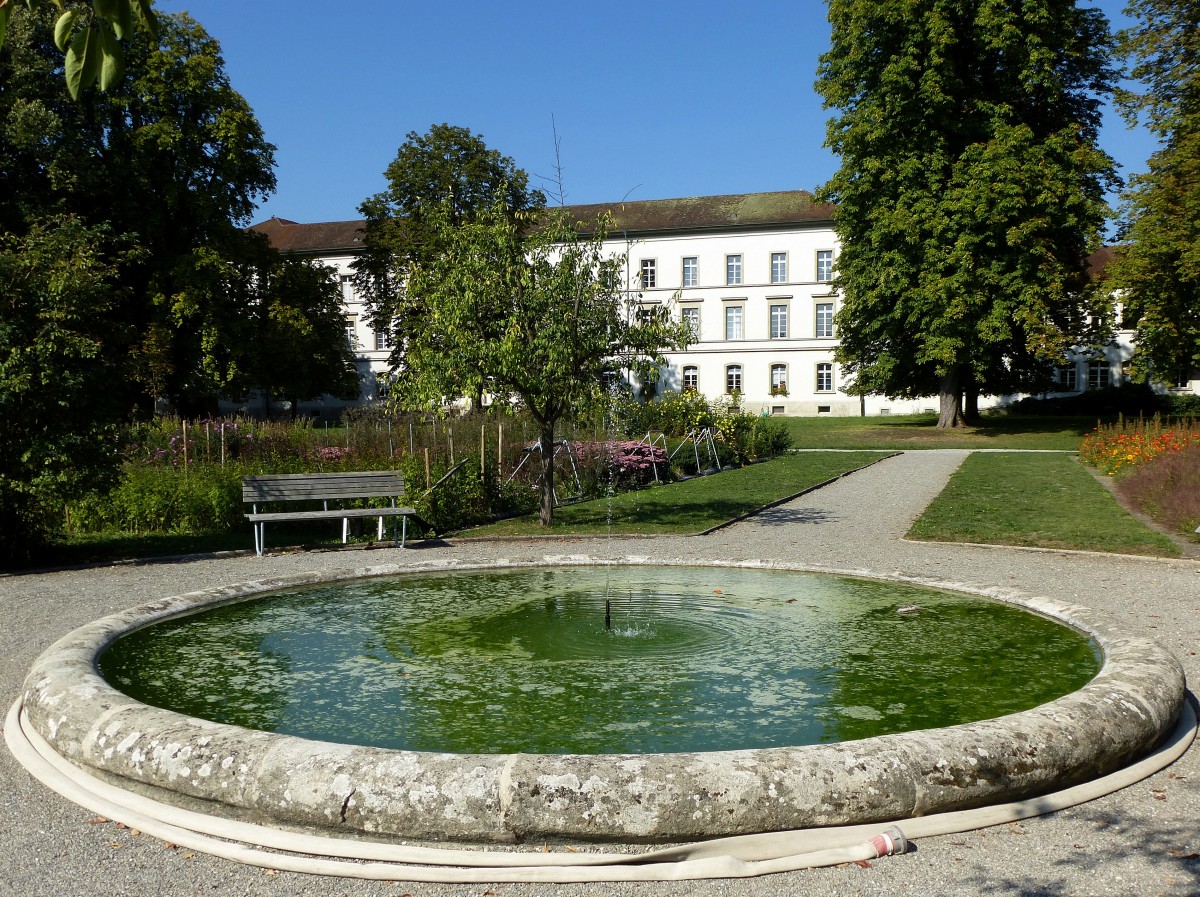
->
[19,556,1185,843]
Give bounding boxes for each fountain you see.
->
[12,557,1185,847]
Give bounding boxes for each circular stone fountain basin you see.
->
[20,558,1185,843]
[97,566,1102,755]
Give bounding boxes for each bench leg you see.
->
[342,517,350,544]
[378,516,385,542]
[400,515,407,549]
[256,522,265,557]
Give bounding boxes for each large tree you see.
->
[398,201,687,526]
[355,123,545,393]
[1108,0,1200,384]
[816,0,1118,427]
[2,8,355,414]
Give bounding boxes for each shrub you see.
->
[1007,383,1164,417]
[67,464,244,535]
[1116,443,1200,536]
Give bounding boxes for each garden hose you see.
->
[6,697,1195,882]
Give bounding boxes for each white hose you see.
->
[6,697,1195,882]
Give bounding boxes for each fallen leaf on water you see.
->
[713,588,722,594]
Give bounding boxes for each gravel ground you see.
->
[2,449,1198,897]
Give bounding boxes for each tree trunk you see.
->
[937,370,966,428]
[538,424,556,526]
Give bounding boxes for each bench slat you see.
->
[246,507,416,523]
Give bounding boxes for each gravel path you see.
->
[2,450,1198,897]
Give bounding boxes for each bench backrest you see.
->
[243,471,405,504]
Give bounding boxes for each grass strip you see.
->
[907,452,1179,556]
[460,451,887,537]
[782,414,1096,451]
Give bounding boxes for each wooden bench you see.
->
[242,471,421,556]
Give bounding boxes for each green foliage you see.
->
[816,0,1118,427]
[355,123,546,378]
[0,1,158,98]
[1110,1,1200,384]
[0,217,125,565]
[68,463,243,534]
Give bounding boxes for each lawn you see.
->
[781,413,1096,450]
[459,451,888,537]
[907,452,1179,556]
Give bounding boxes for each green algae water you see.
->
[98,567,1100,754]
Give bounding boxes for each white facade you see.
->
[608,222,884,415]
[253,192,1195,420]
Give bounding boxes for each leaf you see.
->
[131,0,156,37]
[65,29,89,99]
[93,0,119,19]
[97,24,124,91]
[0,5,10,53]
[112,0,132,39]
[81,22,103,88]
[54,9,80,51]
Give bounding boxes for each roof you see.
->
[250,217,365,254]
[1086,245,1119,282]
[564,190,834,236]
[250,190,834,254]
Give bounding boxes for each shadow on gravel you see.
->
[954,811,1200,896]
[750,507,841,526]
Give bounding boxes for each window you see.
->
[681,306,700,340]
[771,252,788,284]
[815,302,834,338]
[816,250,834,282]
[770,303,788,338]
[726,254,742,286]
[682,256,698,287]
[725,305,744,340]
[816,362,834,392]
[374,329,391,351]
[771,363,788,396]
[1056,365,1078,391]
[1174,370,1192,389]
[640,259,656,289]
[726,364,743,394]
[344,318,358,350]
[1088,359,1111,390]
[340,274,355,300]
[682,365,699,392]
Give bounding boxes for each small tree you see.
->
[398,202,688,525]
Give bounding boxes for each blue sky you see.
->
[157,1,1158,228]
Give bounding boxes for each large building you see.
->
[252,190,1187,418]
